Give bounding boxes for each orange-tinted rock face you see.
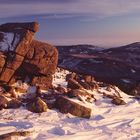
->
[0,22,38,83]
[55,96,91,118]
[0,22,58,90]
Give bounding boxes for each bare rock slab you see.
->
[55,96,92,119]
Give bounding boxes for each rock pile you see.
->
[0,22,58,114]
[67,72,99,90]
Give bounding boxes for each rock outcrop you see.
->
[0,22,58,90]
[0,22,38,83]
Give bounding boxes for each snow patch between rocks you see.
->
[0,32,20,52]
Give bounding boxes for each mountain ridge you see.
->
[56,43,140,95]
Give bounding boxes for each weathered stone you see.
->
[32,76,53,90]
[0,22,38,83]
[27,97,48,113]
[83,75,93,83]
[0,68,15,83]
[67,78,84,90]
[55,85,67,94]
[106,86,112,92]
[76,79,98,90]
[24,40,58,75]
[0,22,39,32]
[0,22,58,92]
[0,52,6,72]
[130,84,140,96]
[66,73,76,81]
[0,95,8,109]
[0,85,6,93]
[112,97,126,105]
[0,131,30,140]
[67,89,93,98]
[78,81,91,90]
[55,96,91,118]
[67,89,95,103]
[7,99,22,109]
[11,40,58,90]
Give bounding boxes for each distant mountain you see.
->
[56,44,104,55]
[57,43,140,95]
[56,44,104,64]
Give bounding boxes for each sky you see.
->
[0,0,140,47]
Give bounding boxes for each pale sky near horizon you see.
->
[0,0,140,47]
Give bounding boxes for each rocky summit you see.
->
[0,22,58,90]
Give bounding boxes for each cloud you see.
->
[0,0,140,20]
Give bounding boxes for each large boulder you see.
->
[111,97,126,105]
[7,99,22,109]
[67,89,95,103]
[55,96,91,118]
[0,22,58,91]
[67,78,84,90]
[0,22,39,83]
[27,97,48,113]
[10,40,58,90]
[23,40,58,89]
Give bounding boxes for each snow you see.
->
[0,96,140,140]
[53,69,69,87]
[89,59,103,63]
[121,79,132,83]
[0,32,14,51]
[126,46,140,51]
[0,32,20,52]
[131,69,136,73]
[0,70,140,140]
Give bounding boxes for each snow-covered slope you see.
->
[0,70,140,140]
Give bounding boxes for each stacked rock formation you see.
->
[0,22,58,90]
